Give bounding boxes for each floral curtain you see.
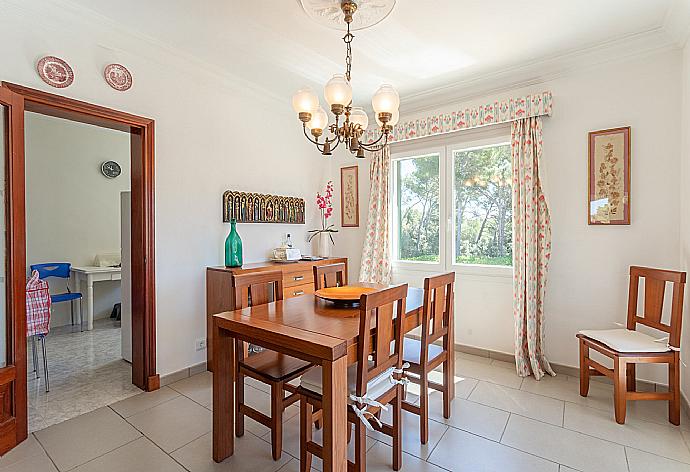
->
[512,116,555,380]
[359,145,392,284]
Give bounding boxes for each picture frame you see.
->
[588,126,631,225]
[340,165,359,227]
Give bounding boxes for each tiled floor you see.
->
[28,318,142,432]
[6,351,690,471]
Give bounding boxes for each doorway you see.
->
[0,83,158,452]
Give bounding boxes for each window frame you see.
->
[390,125,513,278]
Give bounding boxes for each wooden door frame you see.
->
[3,84,159,402]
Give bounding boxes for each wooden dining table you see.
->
[212,284,454,472]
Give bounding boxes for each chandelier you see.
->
[292,0,400,158]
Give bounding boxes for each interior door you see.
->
[0,86,27,453]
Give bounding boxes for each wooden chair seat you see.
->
[299,362,389,399]
[578,329,671,353]
[402,338,444,367]
[240,350,312,382]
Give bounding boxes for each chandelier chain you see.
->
[343,21,353,83]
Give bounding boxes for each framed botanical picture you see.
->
[588,126,631,225]
[340,165,359,227]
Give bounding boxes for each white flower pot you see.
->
[316,232,333,258]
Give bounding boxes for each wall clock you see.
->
[101,160,122,179]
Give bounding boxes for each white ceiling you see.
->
[64,0,687,110]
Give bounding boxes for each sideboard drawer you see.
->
[283,282,314,299]
[283,269,314,288]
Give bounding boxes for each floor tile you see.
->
[0,434,46,469]
[169,372,213,407]
[626,446,690,472]
[172,432,290,472]
[406,370,478,401]
[71,437,186,472]
[110,386,180,418]
[454,358,523,389]
[559,467,581,472]
[127,395,212,453]
[563,403,690,463]
[501,414,628,472]
[428,427,558,472]
[34,407,141,471]
[427,396,509,441]
[365,440,448,471]
[0,449,58,472]
[469,381,565,426]
[367,408,448,460]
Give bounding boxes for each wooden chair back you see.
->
[313,263,347,290]
[421,273,455,350]
[232,271,284,310]
[626,266,686,348]
[355,284,408,398]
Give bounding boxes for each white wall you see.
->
[25,113,130,327]
[333,49,684,385]
[680,40,690,397]
[0,1,330,376]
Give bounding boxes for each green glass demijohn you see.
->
[224,219,243,268]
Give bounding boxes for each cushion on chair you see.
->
[300,362,396,403]
[50,292,82,303]
[240,350,313,382]
[578,329,671,353]
[402,338,444,366]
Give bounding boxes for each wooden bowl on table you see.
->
[314,285,378,307]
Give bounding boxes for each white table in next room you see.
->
[70,266,122,331]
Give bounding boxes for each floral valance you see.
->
[363,91,552,144]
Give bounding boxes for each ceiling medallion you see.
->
[36,56,74,89]
[104,63,133,91]
[299,0,395,31]
[292,0,399,158]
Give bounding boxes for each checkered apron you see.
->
[26,270,51,337]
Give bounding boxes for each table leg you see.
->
[321,356,348,472]
[213,322,235,462]
[86,276,94,331]
[71,273,80,326]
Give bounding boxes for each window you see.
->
[393,153,440,262]
[452,143,512,266]
[391,132,512,270]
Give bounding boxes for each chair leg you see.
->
[442,356,452,420]
[40,336,49,393]
[70,300,75,326]
[419,367,429,445]
[579,339,590,397]
[354,418,367,472]
[670,351,681,425]
[613,357,627,424]
[626,363,636,392]
[234,342,245,438]
[270,381,283,461]
[299,397,313,472]
[392,385,402,471]
[31,336,39,378]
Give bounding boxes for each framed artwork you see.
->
[588,127,631,225]
[340,165,359,227]
[222,190,305,224]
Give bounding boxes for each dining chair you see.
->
[232,271,314,460]
[30,262,83,330]
[577,266,686,425]
[313,262,347,290]
[298,283,409,472]
[401,272,455,444]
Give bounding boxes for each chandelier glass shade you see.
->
[292,0,399,158]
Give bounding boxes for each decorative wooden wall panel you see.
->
[222,191,305,224]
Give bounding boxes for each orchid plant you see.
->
[308,180,338,245]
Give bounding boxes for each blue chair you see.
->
[30,263,83,330]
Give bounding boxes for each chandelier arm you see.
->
[302,124,322,146]
[359,132,390,152]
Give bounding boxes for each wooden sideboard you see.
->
[206,257,348,369]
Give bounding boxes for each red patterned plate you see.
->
[36,56,74,88]
[104,63,132,91]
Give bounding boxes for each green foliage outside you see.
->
[395,144,513,267]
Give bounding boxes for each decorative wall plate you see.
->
[104,63,133,91]
[299,0,395,31]
[36,56,74,88]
